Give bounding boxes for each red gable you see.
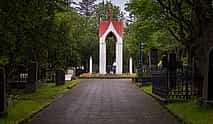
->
[99,21,110,37]
[112,21,123,37]
[99,21,123,37]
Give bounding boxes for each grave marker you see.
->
[208,48,213,100]
[150,48,158,65]
[56,69,65,86]
[26,62,38,92]
[0,66,7,116]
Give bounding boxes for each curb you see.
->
[17,81,80,124]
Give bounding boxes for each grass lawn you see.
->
[79,73,137,78]
[139,84,213,124]
[140,84,152,94]
[0,80,79,124]
[166,101,213,124]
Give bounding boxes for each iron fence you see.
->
[152,67,203,100]
[6,64,29,89]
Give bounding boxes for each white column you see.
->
[99,42,106,74]
[89,56,92,74]
[116,39,123,74]
[129,57,133,74]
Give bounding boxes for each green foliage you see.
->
[106,36,116,65]
[95,1,123,21]
[0,0,100,69]
[124,0,180,62]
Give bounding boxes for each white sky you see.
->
[73,0,129,12]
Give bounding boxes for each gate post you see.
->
[0,66,7,116]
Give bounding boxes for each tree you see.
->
[0,0,61,65]
[125,0,179,62]
[126,0,213,98]
[75,0,96,17]
[95,1,123,21]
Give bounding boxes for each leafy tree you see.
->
[125,0,179,63]
[0,0,61,65]
[126,0,213,91]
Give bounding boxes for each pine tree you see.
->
[76,0,96,17]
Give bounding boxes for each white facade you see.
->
[99,22,123,74]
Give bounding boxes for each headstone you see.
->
[65,68,74,81]
[0,66,7,116]
[56,69,65,86]
[150,48,158,65]
[168,53,177,89]
[162,53,168,68]
[26,62,38,93]
[208,49,213,100]
[168,53,177,71]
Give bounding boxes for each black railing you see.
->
[152,68,203,100]
[6,64,29,89]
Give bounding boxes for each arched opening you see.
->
[105,32,117,74]
[208,48,213,100]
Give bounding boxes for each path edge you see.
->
[134,83,187,124]
[17,81,79,124]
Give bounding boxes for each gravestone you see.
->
[162,53,168,69]
[168,53,177,71]
[208,48,213,100]
[150,48,158,65]
[26,62,38,93]
[0,66,7,116]
[56,69,65,86]
[168,53,177,89]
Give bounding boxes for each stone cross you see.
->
[108,6,113,21]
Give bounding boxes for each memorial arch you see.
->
[99,10,123,74]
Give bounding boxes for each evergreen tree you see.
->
[75,0,96,17]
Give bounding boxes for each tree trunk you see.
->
[192,0,213,100]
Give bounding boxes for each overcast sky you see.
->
[73,0,129,12]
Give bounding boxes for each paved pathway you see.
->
[28,79,179,124]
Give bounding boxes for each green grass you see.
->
[139,84,213,124]
[0,80,79,124]
[140,85,152,94]
[166,101,213,124]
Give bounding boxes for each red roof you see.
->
[99,21,123,37]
